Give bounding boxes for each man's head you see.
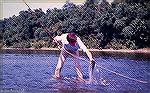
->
[67,33,77,43]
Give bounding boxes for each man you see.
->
[53,33,95,81]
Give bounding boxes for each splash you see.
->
[87,66,109,85]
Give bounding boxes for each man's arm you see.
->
[77,38,95,66]
[85,49,94,62]
[53,35,63,49]
[84,48,95,71]
[53,36,62,42]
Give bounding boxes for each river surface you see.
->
[0,52,150,93]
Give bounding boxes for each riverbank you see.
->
[1,47,150,54]
[1,47,150,61]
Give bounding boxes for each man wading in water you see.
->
[52,33,95,81]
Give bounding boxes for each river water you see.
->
[0,52,150,93]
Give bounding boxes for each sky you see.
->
[0,0,114,19]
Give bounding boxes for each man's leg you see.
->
[54,50,67,78]
[73,51,84,80]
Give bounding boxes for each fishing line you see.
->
[95,64,148,84]
[62,48,148,84]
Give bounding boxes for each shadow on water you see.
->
[0,50,150,93]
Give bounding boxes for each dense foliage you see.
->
[0,0,150,49]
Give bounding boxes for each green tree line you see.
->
[0,0,150,49]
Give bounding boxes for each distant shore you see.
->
[1,47,150,54]
[1,47,150,61]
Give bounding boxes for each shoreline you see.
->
[1,47,150,61]
[1,47,150,54]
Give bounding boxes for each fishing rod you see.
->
[22,0,54,40]
[22,0,32,11]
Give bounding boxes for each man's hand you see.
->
[90,59,95,71]
[88,59,95,83]
[52,39,57,43]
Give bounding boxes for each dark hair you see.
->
[67,33,77,43]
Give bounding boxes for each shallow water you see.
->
[0,53,150,93]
